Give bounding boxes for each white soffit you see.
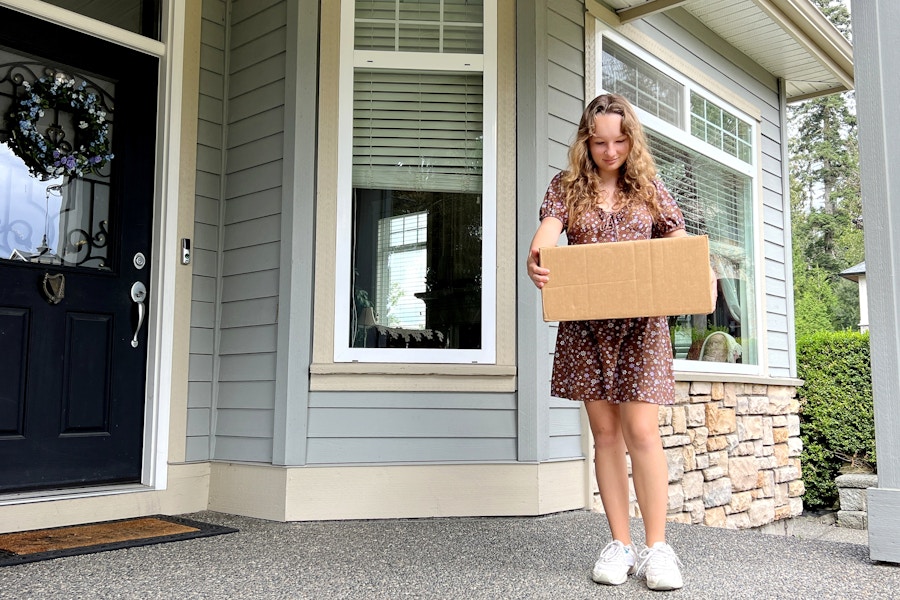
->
[599,0,854,101]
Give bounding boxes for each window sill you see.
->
[309,362,517,392]
[674,371,802,387]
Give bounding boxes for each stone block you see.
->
[729,490,753,514]
[684,404,706,427]
[711,381,724,400]
[691,381,712,395]
[774,464,800,484]
[707,435,728,452]
[835,473,878,489]
[729,456,759,492]
[661,434,690,448]
[675,381,691,403]
[736,396,750,415]
[756,456,777,470]
[734,441,756,456]
[838,487,868,512]
[748,499,775,527]
[683,445,696,472]
[667,512,691,524]
[704,506,727,527]
[788,479,805,497]
[774,503,792,521]
[695,454,710,470]
[773,443,789,466]
[660,426,674,436]
[762,417,774,445]
[708,450,729,467]
[686,405,706,428]
[691,426,709,452]
[751,384,768,395]
[704,477,733,508]
[706,404,737,435]
[748,396,770,414]
[658,406,672,426]
[726,511,751,530]
[769,392,792,415]
[691,394,712,404]
[774,482,789,506]
[772,427,789,443]
[789,497,804,517]
[723,383,737,407]
[703,466,727,481]
[788,437,803,457]
[665,447,685,483]
[668,482,685,511]
[683,471,704,499]
[672,406,687,434]
[685,498,705,524]
[757,470,775,498]
[787,414,801,436]
[772,415,787,427]
[738,416,764,441]
[837,510,868,529]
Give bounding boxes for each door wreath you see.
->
[5,75,114,181]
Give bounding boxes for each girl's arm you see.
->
[527,217,564,289]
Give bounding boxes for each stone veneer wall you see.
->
[593,381,805,529]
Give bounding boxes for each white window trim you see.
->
[333,0,498,364]
[593,25,766,378]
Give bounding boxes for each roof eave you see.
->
[763,0,855,97]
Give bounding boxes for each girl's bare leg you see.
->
[584,400,632,545]
[619,401,669,546]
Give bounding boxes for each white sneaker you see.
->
[635,542,684,591]
[591,540,637,585]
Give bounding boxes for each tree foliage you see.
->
[790,0,862,333]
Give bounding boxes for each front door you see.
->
[0,8,158,492]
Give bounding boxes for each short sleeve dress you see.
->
[539,172,686,405]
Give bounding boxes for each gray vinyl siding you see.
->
[545,0,586,460]
[211,0,286,463]
[187,0,227,462]
[306,393,519,464]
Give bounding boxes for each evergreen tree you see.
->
[790,0,862,332]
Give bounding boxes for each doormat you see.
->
[0,515,237,566]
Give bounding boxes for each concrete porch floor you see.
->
[0,509,893,599]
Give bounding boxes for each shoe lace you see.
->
[635,544,682,579]
[597,541,628,564]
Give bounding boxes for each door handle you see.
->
[130,281,147,348]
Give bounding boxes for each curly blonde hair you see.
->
[560,93,662,227]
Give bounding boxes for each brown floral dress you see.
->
[539,172,686,405]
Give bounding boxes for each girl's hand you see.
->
[527,247,550,289]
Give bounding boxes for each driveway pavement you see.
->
[0,510,894,599]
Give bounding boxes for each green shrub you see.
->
[796,330,874,510]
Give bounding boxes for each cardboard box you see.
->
[539,235,714,322]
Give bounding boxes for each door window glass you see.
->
[0,52,116,270]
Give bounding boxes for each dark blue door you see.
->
[0,8,157,492]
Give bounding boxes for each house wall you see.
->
[187,0,804,526]
[189,0,288,463]
[188,0,226,462]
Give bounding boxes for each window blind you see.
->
[353,69,483,194]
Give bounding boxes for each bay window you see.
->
[598,35,760,371]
